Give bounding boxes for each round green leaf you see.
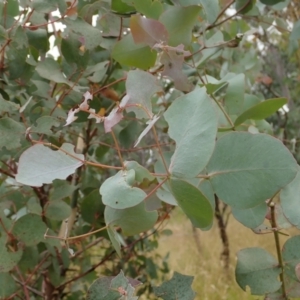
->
[0,239,22,273]
[153,272,196,300]
[132,0,163,19]
[87,276,120,300]
[105,202,158,236]
[0,273,17,298]
[45,200,72,221]
[281,169,300,229]
[207,132,297,208]
[282,236,300,285]
[81,190,105,225]
[164,87,218,178]
[282,235,300,267]
[112,34,156,70]
[170,179,214,229]
[236,248,281,295]
[31,116,60,135]
[12,214,47,246]
[0,117,25,150]
[124,161,155,183]
[159,6,201,46]
[125,69,162,119]
[100,170,147,209]
[232,202,267,228]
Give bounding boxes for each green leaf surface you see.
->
[236,248,281,295]
[0,238,22,272]
[282,236,300,296]
[105,202,158,236]
[234,98,287,126]
[160,6,201,47]
[125,69,162,119]
[290,20,300,40]
[132,0,163,19]
[45,200,71,221]
[84,61,109,83]
[281,169,300,229]
[199,0,219,24]
[156,187,177,205]
[86,275,120,300]
[232,202,267,228]
[0,117,25,150]
[112,34,157,70]
[236,0,256,14]
[0,95,20,113]
[7,0,19,16]
[81,190,105,225]
[170,179,214,229]
[111,0,135,14]
[64,18,102,50]
[50,180,77,201]
[196,31,223,66]
[100,170,147,209]
[164,87,218,177]
[12,214,47,246]
[26,28,49,53]
[124,161,155,183]
[282,235,300,269]
[110,270,140,299]
[61,32,89,68]
[224,73,245,115]
[153,271,196,300]
[36,58,74,86]
[27,198,43,215]
[16,143,84,187]
[107,226,121,257]
[31,116,60,135]
[0,273,17,298]
[207,132,298,208]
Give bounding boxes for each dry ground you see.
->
[156,209,294,300]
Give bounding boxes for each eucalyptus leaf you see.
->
[16,143,84,187]
[153,272,196,300]
[100,170,147,209]
[170,179,214,229]
[105,202,158,236]
[164,87,218,178]
[0,238,22,273]
[112,34,157,70]
[234,98,287,126]
[236,248,281,294]
[0,273,17,298]
[232,202,267,228]
[12,214,47,246]
[281,169,300,229]
[160,6,201,46]
[0,117,25,150]
[207,132,297,208]
[125,70,162,119]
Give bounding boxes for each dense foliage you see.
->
[1,0,300,299]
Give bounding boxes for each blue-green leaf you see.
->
[164,87,218,178]
[207,132,297,208]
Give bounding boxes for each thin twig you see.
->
[270,203,287,298]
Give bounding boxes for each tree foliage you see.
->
[0,0,300,299]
